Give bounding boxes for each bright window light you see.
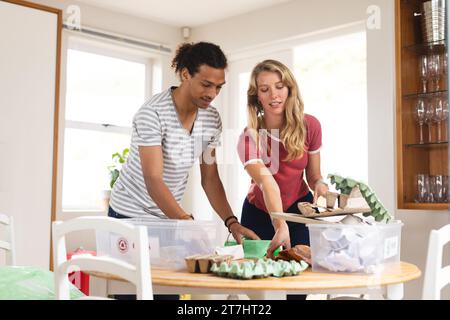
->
[294,31,368,183]
[62,47,149,211]
[65,49,145,126]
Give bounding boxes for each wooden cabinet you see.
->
[396,0,449,210]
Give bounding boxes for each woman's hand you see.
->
[267,221,291,259]
[313,180,329,205]
[229,222,260,244]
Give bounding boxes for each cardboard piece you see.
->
[270,212,333,225]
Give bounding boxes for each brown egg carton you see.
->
[185,254,234,273]
[275,245,312,265]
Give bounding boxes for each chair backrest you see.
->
[0,213,16,266]
[422,224,450,300]
[52,216,153,300]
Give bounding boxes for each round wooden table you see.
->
[91,261,421,300]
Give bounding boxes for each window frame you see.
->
[58,34,158,215]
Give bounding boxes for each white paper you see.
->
[215,245,244,260]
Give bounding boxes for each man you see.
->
[109,41,259,243]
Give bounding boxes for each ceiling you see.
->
[76,0,294,27]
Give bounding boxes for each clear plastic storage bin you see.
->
[307,221,403,274]
[96,218,220,270]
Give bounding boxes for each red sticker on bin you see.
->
[117,237,129,253]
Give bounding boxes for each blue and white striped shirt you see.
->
[110,87,222,218]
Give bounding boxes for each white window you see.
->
[294,31,368,184]
[62,40,157,211]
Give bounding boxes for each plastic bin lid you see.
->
[306,220,404,229]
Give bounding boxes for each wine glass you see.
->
[433,95,444,142]
[428,54,441,91]
[424,98,435,142]
[414,98,426,144]
[420,55,428,93]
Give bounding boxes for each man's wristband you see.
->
[227,220,240,233]
[224,215,238,228]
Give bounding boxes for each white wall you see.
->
[0,1,58,267]
[190,0,449,299]
[20,0,183,258]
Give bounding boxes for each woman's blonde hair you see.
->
[247,59,306,161]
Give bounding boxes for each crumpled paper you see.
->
[316,227,382,273]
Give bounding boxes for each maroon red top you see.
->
[237,114,322,213]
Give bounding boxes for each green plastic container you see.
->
[0,266,84,300]
[224,239,281,258]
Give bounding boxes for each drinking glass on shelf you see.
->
[415,174,429,203]
[414,98,426,144]
[433,175,444,203]
[432,95,444,142]
[428,175,437,203]
[420,55,428,93]
[443,176,449,203]
[424,98,435,142]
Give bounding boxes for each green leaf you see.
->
[112,152,120,160]
[110,169,120,188]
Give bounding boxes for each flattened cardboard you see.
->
[269,212,333,225]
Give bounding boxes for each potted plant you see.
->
[101,148,129,211]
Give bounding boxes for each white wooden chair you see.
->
[52,216,153,300]
[0,213,16,266]
[422,224,450,300]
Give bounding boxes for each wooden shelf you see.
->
[403,89,448,99]
[405,141,448,148]
[402,203,449,211]
[403,40,446,55]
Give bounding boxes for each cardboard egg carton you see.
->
[270,176,392,225]
[327,174,392,223]
[185,254,233,273]
[297,188,371,218]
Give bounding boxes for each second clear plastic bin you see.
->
[307,221,403,274]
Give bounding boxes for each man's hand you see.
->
[229,222,260,244]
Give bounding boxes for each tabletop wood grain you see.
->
[88,261,421,292]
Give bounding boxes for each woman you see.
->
[237,59,328,259]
